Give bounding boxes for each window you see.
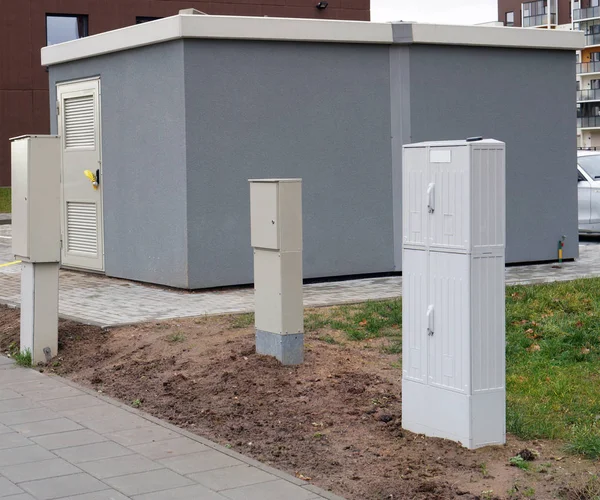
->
[579,154,600,179]
[593,0,600,7]
[505,11,515,26]
[46,14,88,46]
[136,16,161,24]
[592,52,600,61]
[591,79,600,89]
[577,80,581,90]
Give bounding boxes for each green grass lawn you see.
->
[302,278,600,459]
[0,187,11,213]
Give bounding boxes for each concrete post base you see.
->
[256,330,304,366]
[20,261,59,365]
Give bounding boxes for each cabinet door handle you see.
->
[427,183,435,214]
[426,305,434,336]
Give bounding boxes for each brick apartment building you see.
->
[0,0,370,186]
[498,0,600,148]
[498,0,571,27]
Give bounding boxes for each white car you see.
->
[578,150,600,233]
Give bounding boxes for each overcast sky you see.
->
[371,0,498,25]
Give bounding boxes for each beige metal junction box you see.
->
[250,178,303,365]
[250,179,302,252]
[11,135,61,263]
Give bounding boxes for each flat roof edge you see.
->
[41,15,584,67]
[409,23,584,51]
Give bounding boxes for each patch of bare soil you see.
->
[1,305,598,500]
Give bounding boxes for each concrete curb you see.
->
[49,369,346,500]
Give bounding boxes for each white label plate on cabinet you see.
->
[430,149,452,163]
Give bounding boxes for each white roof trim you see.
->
[410,23,583,51]
[42,16,184,66]
[179,15,393,44]
[41,14,584,67]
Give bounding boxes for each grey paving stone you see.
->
[105,425,179,447]
[0,432,32,450]
[0,494,36,500]
[0,368,45,385]
[19,472,107,500]
[5,379,67,394]
[0,423,13,435]
[10,417,84,437]
[159,450,241,475]
[55,491,129,500]
[22,386,85,402]
[0,408,59,426]
[0,476,24,497]
[187,465,278,491]
[104,469,193,496]
[0,356,14,366]
[32,429,107,450]
[77,454,163,479]
[131,437,209,460]
[54,441,132,464]
[42,395,106,412]
[0,457,81,483]
[132,484,226,500]
[0,388,20,401]
[220,479,318,500]
[0,398,40,414]
[59,405,128,423]
[0,444,55,467]
[83,415,150,435]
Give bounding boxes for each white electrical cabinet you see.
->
[402,138,506,449]
[11,135,61,263]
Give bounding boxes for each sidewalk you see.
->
[0,357,338,500]
[1,223,600,327]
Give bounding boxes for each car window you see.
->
[579,170,587,182]
[578,154,600,179]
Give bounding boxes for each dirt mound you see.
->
[0,305,598,499]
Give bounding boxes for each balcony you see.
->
[522,0,557,27]
[522,13,557,26]
[574,6,600,20]
[578,89,600,101]
[577,61,600,74]
[578,116,600,128]
[586,33,600,45]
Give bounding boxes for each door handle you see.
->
[427,183,435,214]
[96,169,100,187]
[84,170,98,190]
[426,305,434,336]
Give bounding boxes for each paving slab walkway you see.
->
[0,356,339,500]
[1,224,600,327]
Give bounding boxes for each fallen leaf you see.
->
[582,348,590,355]
[525,329,534,334]
[295,473,312,481]
[359,320,368,327]
[576,321,583,328]
[527,344,541,352]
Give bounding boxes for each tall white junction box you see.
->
[401,138,506,449]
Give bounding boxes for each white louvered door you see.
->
[57,79,104,271]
